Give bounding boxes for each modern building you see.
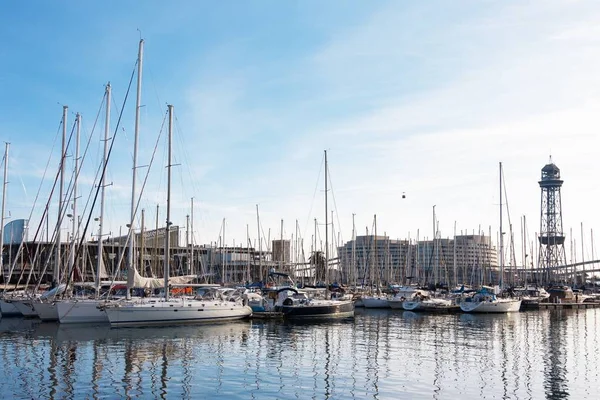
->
[337,234,498,286]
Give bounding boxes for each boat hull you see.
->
[388,300,405,309]
[402,299,459,313]
[0,300,21,317]
[362,297,390,309]
[11,299,38,318]
[460,299,521,313]
[105,299,252,327]
[277,300,354,319]
[57,300,109,324]
[33,302,59,321]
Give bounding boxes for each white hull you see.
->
[0,300,21,317]
[57,299,109,324]
[460,298,521,313]
[11,299,38,317]
[105,298,252,327]
[403,298,460,312]
[388,300,405,309]
[362,297,390,308]
[33,302,59,321]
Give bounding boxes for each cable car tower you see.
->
[538,158,567,283]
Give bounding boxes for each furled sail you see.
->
[132,266,195,289]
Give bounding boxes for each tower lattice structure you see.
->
[538,160,567,283]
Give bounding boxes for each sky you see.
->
[1,0,600,265]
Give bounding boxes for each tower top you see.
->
[539,160,562,188]
[541,162,560,178]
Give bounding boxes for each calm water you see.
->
[0,308,598,399]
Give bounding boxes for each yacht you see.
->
[459,289,521,313]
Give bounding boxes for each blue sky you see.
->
[2,1,600,264]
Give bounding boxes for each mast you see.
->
[522,215,527,286]
[0,143,9,275]
[222,218,225,284]
[324,150,329,288]
[56,105,68,285]
[374,215,377,291]
[70,113,81,286]
[499,162,504,289]
[453,221,457,287]
[127,39,144,300]
[246,224,250,282]
[581,222,585,287]
[190,198,194,275]
[416,229,420,284]
[97,84,110,292]
[153,204,159,277]
[140,209,145,275]
[186,214,189,272]
[432,205,436,285]
[164,105,173,299]
[256,204,262,282]
[352,213,356,287]
[314,218,317,284]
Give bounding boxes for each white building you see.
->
[337,234,498,286]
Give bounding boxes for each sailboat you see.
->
[103,105,252,327]
[460,162,521,313]
[361,217,391,309]
[274,150,354,319]
[0,143,22,317]
[56,82,114,324]
[4,105,71,319]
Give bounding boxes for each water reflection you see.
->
[0,309,599,399]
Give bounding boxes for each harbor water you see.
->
[0,308,598,399]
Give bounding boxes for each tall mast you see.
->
[581,222,585,286]
[56,105,68,285]
[246,224,250,282]
[97,84,110,292]
[352,213,356,286]
[190,197,194,274]
[222,218,226,284]
[0,143,9,273]
[127,39,144,299]
[70,113,81,284]
[164,105,173,299]
[256,204,262,282]
[154,204,159,277]
[432,205,436,285]
[324,150,329,287]
[140,209,145,275]
[522,215,527,286]
[453,221,457,287]
[186,214,190,272]
[499,162,504,288]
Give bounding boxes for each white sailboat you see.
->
[0,143,21,317]
[57,81,114,324]
[35,109,84,321]
[104,104,252,327]
[4,105,69,318]
[460,162,521,313]
[362,217,390,309]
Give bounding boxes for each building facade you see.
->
[337,234,498,286]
